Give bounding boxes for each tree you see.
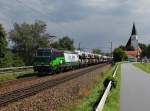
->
[0,24,8,67]
[146,44,150,58]
[126,45,134,51]
[113,48,127,62]
[119,45,126,50]
[139,43,147,57]
[3,49,25,67]
[92,48,101,54]
[9,20,51,65]
[51,36,75,51]
[139,43,146,50]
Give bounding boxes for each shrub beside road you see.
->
[103,63,121,111]
[134,63,150,73]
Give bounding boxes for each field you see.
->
[0,70,35,81]
[134,62,150,73]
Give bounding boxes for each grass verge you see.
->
[59,65,114,111]
[134,62,150,73]
[102,63,121,111]
[73,70,112,111]
[0,70,36,81]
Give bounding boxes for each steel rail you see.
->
[0,63,108,107]
[0,66,33,72]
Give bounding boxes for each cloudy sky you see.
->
[0,0,150,52]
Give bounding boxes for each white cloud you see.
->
[0,0,150,50]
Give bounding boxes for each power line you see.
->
[14,0,66,35]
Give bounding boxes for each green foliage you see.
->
[0,49,24,68]
[72,67,113,111]
[113,48,127,62]
[0,71,35,81]
[2,50,14,67]
[103,76,117,89]
[0,24,7,52]
[139,43,150,58]
[146,45,150,58]
[139,43,146,50]
[139,43,147,57]
[9,20,51,65]
[92,48,101,54]
[119,45,126,50]
[51,36,75,51]
[11,53,25,67]
[134,63,150,73]
[103,63,121,111]
[0,24,8,67]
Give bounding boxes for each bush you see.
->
[103,76,117,89]
[12,53,25,67]
[113,48,127,62]
[0,50,24,68]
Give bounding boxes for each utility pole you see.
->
[78,42,81,50]
[106,41,113,57]
[111,41,113,58]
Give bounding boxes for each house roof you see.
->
[125,51,138,57]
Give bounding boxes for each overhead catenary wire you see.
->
[14,0,66,36]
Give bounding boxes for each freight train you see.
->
[33,48,112,74]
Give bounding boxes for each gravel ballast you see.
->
[0,65,100,95]
[0,65,110,111]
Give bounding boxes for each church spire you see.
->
[131,23,137,35]
[126,23,138,50]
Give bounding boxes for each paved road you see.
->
[121,63,150,111]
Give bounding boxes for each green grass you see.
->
[66,66,114,111]
[103,63,121,111]
[0,70,36,81]
[134,62,150,73]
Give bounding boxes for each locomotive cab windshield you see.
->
[33,48,52,72]
[37,49,51,57]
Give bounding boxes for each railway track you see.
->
[0,63,108,107]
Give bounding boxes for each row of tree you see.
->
[2,21,150,66]
[0,21,77,67]
[113,43,150,63]
[139,43,150,58]
[0,20,102,68]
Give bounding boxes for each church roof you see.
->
[126,36,131,49]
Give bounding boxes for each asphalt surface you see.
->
[121,63,150,111]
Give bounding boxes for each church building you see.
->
[125,23,142,61]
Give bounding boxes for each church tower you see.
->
[125,23,142,61]
[126,23,139,50]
